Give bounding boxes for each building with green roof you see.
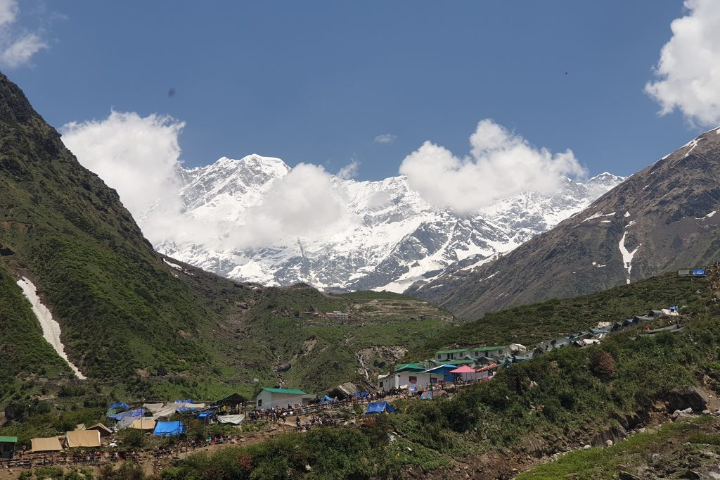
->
[435,348,470,362]
[255,388,309,411]
[0,436,17,459]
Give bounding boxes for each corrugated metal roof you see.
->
[261,388,307,395]
[473,346,506,352]
[0,436,17,443]
[436,349,468,354]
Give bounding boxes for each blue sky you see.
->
[4,0,717,181]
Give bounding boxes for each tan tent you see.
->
[65,430,101,448]
[86,423,113,437]
[31,437,63,452]
[129,418,156,431]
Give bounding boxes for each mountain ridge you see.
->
[413,126,720,318]
[154,155,623,293]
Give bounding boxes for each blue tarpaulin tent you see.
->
[365,402,395,414]
[108,408,144,421]
[106,402,130,417]
[420,391,433,400]
[319,395,335,404]
[153,421,184,437]
[692,268,707,276]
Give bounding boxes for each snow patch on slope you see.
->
[17,278,86,379]
[618,232,641,285]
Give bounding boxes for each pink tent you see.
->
[450,365,477,382]
[449,366,475,373]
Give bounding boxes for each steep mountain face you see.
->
[414,127,720,319]
[156,158,622,292]
[0,71,240,386]
[0,71,458,400]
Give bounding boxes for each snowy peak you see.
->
[418,129,720,319]
[180,154,290,212]
[154,155,623,293]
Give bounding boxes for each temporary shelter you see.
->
[319,395,335,404]
[419,391,433,400]
[65,430,101,448]
[0,436,17,459]
[153,421,184,437]
[450,365,477,382]
[105,402,130,417]
[217,415,245,425]
[31,437,63,453]
[108,408,145,422]
[365,402,395,414]
[86,423,113,437]
[129,418,156,431]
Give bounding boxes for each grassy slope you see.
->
[517,416,720,479]
[157,269,720,479]
[0,262,72,401]
[404,271,704,362]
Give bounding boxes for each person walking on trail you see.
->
[296,415,301,429]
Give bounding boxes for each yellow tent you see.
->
[87,423,113,437]
[129,418,156,430]
[31,437,63,452]
[65,430,101,448]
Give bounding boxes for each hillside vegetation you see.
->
[403,270,704,363]
[0,70,454,407]
[155,268,720,479]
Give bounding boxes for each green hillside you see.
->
[403,270,705,363]
[157,268,720,480]
[0,71,455,408]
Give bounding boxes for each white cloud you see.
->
[374,133,397,144]
[61,111,348,250]
[230,164,345,248]
[0,0,18,27]
[399,119,586,213]
[0,0,49,68]
[61,111,186,243]
[645,0,720,127]
[337,160,359,180]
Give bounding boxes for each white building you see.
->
[255,388,307,410]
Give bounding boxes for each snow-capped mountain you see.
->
[154,155,623,292]
[412,127,720,319]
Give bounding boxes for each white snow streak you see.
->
[163,258,183,271]
[581,212,615,223]
[17,277,86,379]
[618,232,640,285]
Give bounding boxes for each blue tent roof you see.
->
[108,402,129,411]
[420,391,433,400]
[174,399,193,404]
[108,408,145,421]
[153,421,184,437]
[319,395,335,404]
[365,402,395,414]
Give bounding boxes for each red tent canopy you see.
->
[450,366,476,373]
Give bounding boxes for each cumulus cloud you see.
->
[337,160,360,180]
[61,111,348,250]
[399,119,586,213]
[374,133,397,144]
[645,0,720,127]
[230,164,345,248]
[61,111,186,243]
[0,0,48,68]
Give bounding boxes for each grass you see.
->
[404,271,707,363]
[517,417,715,479]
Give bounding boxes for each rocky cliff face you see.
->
[155,156,622,292]
[413,127,720,319]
